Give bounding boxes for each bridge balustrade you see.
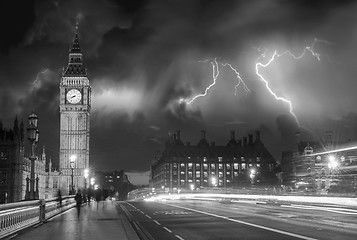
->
[0,196,75,239]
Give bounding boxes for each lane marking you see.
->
[163,227,173,233]
[175,235,185,240]
[154,220,161,225]
[165,203,318,240]
[146,214,152,219]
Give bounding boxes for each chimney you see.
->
[201,130,206,139]
[255,131,260,141]
[243,137,247,146]
[248,134,253,145]
[230,131,235,140]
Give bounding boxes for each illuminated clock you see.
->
[66,89,82,104]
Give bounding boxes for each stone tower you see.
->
[59,26,91,194]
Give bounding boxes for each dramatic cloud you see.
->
[1,0,357,171]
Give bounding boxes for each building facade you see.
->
[0,117,60,203]
[59,28,91,194]
[151,130,277,191]
[282,140,357,193]
[92,170,133,200]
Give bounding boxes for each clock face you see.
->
[66,89,82,104]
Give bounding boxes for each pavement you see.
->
[6,200,140,240]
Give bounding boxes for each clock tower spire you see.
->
[59,26,91,194]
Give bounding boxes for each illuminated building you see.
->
[151,130,277,190]
[282,137,357,193]
[59,27,91,194]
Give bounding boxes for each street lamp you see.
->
[328,155,339,169]
[25,112,40,200]
[70,155,76,194]
[84,169,89,189]
[211,176,217,187]
[250,168,256,185]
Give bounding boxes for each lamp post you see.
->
[84,169,89,189]
[26,112,40,200]
[70,155,76,194]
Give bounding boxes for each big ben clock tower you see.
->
[59,27,91,194]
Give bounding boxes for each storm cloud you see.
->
[1,0,357,171]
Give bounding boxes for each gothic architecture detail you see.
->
[59,27,91,194]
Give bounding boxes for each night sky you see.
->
[1,0,357,181]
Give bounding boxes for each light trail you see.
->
[305,145,357,157]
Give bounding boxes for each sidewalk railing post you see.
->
[39,199,46,222]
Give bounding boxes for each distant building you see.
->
[150,130,278,191]
[92,170,134,200]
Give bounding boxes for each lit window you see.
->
[203,164,208,170]
[219,164,223,169]
[256,157,260,162]
[211,164,215,169]
[181,179,185,182]
[188,163,193,169]
[241,157,245,161]
[196,171,201,177]
[242,163,246,170]
[226,171,231,175]
[188,179,193,182]
[256,164,260,168]
[180,163,185,167]
[234,172,238,177]
[203,172,208,177]
[218,157,223,162]
[180,171,185,175]
[226,180,231,183]
[226,164,231,170]
[234,163,239,170]
[196,164,200,168]
[203,157,208,162]
[218,172,223,177]
[188,171,193,178]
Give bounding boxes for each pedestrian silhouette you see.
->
[57,189,62,208]
[95,189,102,209]
[74,189,83,218]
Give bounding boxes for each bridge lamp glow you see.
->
[211,176,217,187]
[328,155,339,169]
[90,177,95,186]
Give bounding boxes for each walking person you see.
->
[57,189,62,208]
[74,189,83,218]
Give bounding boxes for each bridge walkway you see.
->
[4,200,140,240]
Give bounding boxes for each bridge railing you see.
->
[0,196,75,239]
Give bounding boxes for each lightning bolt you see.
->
[255,38,333,125]
[33,69,50,85]
[179,58,220,104]
[221,62,250,95]
[179,59,250,104]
